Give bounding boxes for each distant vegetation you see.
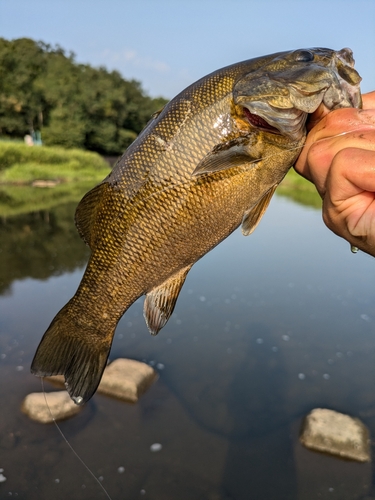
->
[277,169,321,208]
[0,142,110,216]
[0,37,167,155]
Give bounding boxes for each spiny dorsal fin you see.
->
[241,184,278,236]
[75,183,108,248]
[144,265,192,336]
[192,136,260,176]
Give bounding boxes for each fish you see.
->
[31,48,362,405]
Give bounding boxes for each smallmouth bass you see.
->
[31,48,362,404]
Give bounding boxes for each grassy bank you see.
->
[0,142,110,184]
[0,142,111,216]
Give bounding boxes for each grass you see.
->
[0,142,111,216]
[0,142,110,183]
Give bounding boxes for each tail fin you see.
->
[31,303,112,405]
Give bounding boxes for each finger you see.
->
[306,90,375,135]
[323,148,375,254]
[296,129,375,194]
[295,109,375,179]
[304,91,375,147]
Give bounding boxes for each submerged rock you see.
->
[300,408,371,462]
[98,358,158,403]
[22,391,82,423]
[46,358,158,403]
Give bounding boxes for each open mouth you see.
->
[243,107,280,134]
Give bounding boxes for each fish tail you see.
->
[31,303,112,405]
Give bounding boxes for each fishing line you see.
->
[41,378,113,500]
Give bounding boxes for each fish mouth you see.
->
[242,107,281,135]
[235,48,362,141]
[241,102,307,140]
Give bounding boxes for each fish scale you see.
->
[31,48,362,404]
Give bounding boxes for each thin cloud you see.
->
[100,48,170,73]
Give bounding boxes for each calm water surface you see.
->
[1,195,375,499]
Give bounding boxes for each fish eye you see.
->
[294,50,314,62]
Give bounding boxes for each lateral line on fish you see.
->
[40,379,113,500]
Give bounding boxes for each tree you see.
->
[0,38,168,154]
[0,38,47,137]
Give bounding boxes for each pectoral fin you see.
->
[241,184,278,236]
[193,136,260,176]
[144,265,192,336]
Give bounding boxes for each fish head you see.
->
[233,48,362,142]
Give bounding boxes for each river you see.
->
[0,193,375,499]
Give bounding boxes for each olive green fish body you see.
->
[31,48,362,404]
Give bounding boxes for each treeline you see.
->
[0,38,167,155]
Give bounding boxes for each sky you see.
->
[1,0,374,99]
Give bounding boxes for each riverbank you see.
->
[0,142,110,185]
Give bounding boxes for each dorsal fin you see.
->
[144,265,192,336]
[241,184,278,236]
[75,183,108,248]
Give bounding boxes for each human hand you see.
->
[294,91,375,256]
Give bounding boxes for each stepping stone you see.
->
[46,358,158,403]
[22,391,82,423]
[300,408,371,462]
[98,358,158,403]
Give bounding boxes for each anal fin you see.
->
[241,184,278,236]
[144,265,192,336]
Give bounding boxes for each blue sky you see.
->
[1,0,374,99]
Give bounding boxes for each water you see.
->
[1,195,375,499]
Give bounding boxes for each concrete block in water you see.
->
[22,391,82,423]
[98,358,158,403]
[45,358,158,403]
[300,408,371,462]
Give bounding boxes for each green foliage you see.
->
[0,142,110,184]
[0,38,168,154]
[277,168,322,208]
[0,38,47,137]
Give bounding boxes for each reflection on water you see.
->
[1,195,375,499]
[0,203,89,294]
